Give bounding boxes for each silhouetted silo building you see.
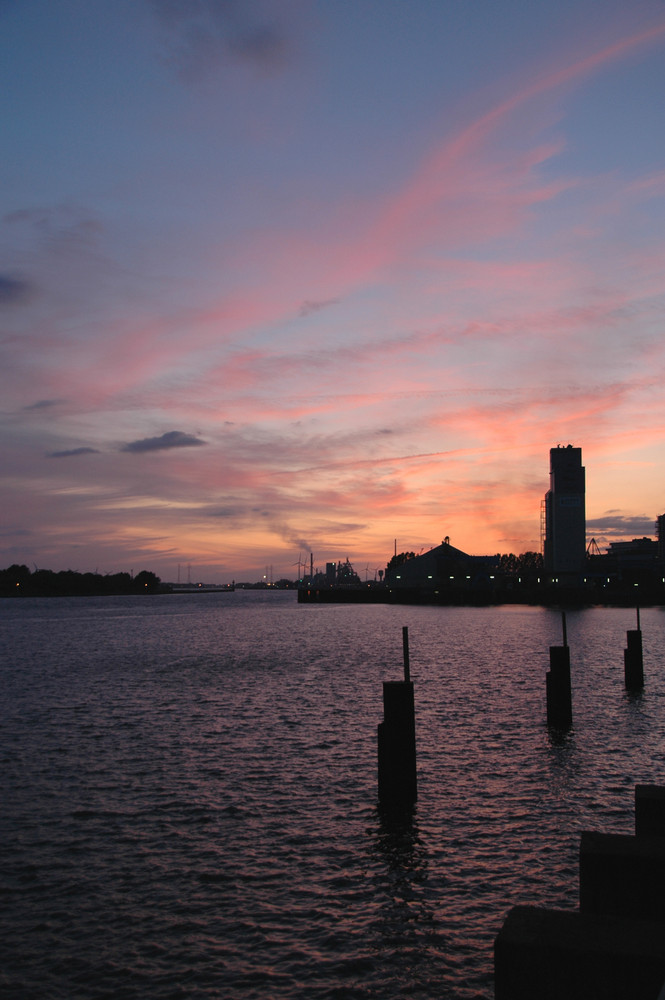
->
[543,445,586,579]
[657,514,665,565]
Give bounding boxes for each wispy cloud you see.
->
[298,298,339,318]
[24,399,62,411]
[47,447,100,458]
[149,0,298,79]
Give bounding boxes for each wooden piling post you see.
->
[377,628,417,806]
[546,611,572,729]
[624,607,644,691]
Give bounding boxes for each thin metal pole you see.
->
[561,610,568,647]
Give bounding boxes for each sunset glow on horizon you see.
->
[2,1,664,582]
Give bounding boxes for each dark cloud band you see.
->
[122,430,206,453]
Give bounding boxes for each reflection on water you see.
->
[545,727,580,806]
[1,593,664,999]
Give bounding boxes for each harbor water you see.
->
[2,591,665,999]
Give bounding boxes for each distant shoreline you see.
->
[297,583,664,609]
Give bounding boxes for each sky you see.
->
[1,0,665,584]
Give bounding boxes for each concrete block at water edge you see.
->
[636,785,665,838]
[579,831,665,921]
[494,905,665,1000]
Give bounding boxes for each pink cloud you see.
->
[169,18,665,354]
[325,20,665,287]
[25,19,662,429]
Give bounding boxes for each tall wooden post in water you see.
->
[624,607,644,691]
[377,627,417,806]
[546,611,573,729]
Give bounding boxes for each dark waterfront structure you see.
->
[542,445,586,581]
[298,443,665,607]
[298,539,504,605]
[658,514,665,563]
[385,538,500,592]
[494,785,665,999]
[588,536,660,585]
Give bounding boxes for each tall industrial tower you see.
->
[543,445,586,578]
[657,513,665,564]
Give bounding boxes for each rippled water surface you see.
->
[2,592,665,999]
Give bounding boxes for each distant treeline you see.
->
[0,564,162,598]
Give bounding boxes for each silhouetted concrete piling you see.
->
[546,611,572,729]
[635,785,665,837]
[624,608,644,691]
[494,905,665,1000]
[377,627,417,806]
[579,831,665,922]
[495,786,665,998]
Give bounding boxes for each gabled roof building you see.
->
[385,539,500,590]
